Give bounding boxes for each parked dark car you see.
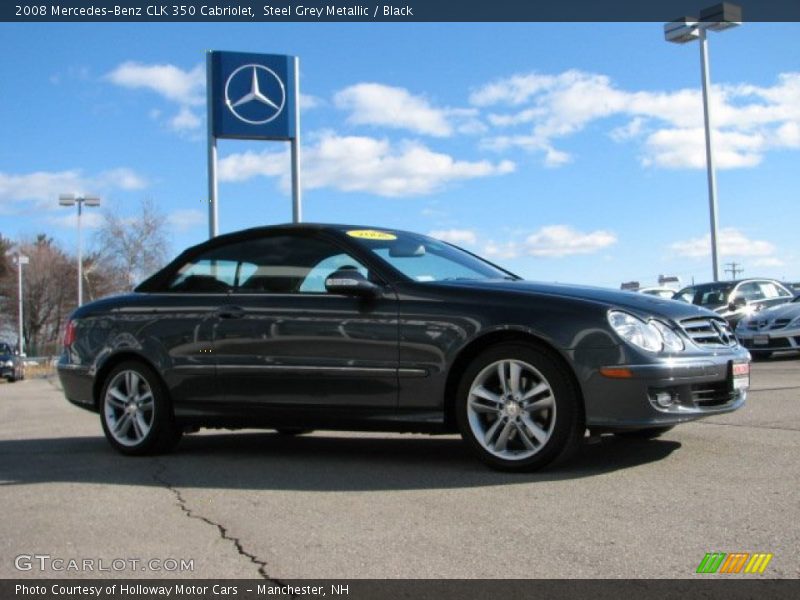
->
[0,342,24,383]
[673,279,795,329]
[58,224,750,471]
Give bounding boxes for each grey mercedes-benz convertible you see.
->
[58,224,750,471]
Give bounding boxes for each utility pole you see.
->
[725,262,743,279]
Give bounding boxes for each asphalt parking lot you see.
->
[1,357,799,580]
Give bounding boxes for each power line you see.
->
[725,262,744,279]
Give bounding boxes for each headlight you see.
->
[3,360,12,367]
[608,311,684,353]
[650,320,685,352]
[789,315,800,328]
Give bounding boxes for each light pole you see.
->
[59,193,101,306]
[12,254,29,356]
[664,2,742,282]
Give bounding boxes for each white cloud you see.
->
[483,241,521,260]
[669,228,776,259]
[470,73,558,107]
[752,257,785,268]
[0,168,147,211]
[299,93,322,110]
[106,61,205,105]
[107,61,205,133]
[473,70,800,170]
[169,106,202,132]
[334,83,483,137]
[523,225,617,257]
[167,209,206,232]
[428,229,477,245]
[219,132,515,197]
[482,225,617,259]
[218,150,286,183]
[334,83,452,136]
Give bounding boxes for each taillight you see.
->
[64,320,77,347]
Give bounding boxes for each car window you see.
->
[765,282,791,298]
[0,343,11,355]
[737,282,764,302]
[167,235,369,295]
[298,254,369,293]
[674,284,734,306]
[342,229,515,282]
[169,259,242,293]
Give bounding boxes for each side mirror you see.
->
[325,269,380,298]
[729,296,747,311]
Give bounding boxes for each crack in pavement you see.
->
[152,461,285,583]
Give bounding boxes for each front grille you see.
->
[691,381,735,407]
[680,317,737,348]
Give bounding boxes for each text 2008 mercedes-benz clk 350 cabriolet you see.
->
[58,224,750,471]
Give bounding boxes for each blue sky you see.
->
[1,22,798,288]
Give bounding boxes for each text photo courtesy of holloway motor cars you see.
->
[1,0,799,595]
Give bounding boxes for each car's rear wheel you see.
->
[100,361,182,455]
[615,425,674,440]
[455,343,584,472]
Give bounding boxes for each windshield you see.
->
[674,283,735,307]
[342,228,517,283]
[0,343,12,355]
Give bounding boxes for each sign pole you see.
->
[290,56,302,223]
[206,52,219,238]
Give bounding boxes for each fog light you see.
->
[654,391,675,408]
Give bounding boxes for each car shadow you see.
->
[0,432,680,491]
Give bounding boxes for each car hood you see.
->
[436,279,716,321]
[748,301,800,321]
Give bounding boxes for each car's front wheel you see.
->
[100,361,182,455]
[456,343,584,472]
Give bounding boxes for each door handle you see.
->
[217,306,245,319]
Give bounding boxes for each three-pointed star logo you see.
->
[224,64,286,125]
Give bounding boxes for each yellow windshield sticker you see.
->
[346,229,397,241]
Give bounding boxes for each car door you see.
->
[152,258,238,406]
[211,232,400,408]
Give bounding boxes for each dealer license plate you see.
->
[732,362,750,391]
[753,334,770,345]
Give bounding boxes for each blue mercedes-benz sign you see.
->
[208,51,296,140]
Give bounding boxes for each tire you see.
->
[5,376,14,383]
[455,343,584,472]
[615,426,675,440]
[275,428,314,436]
[99,361,182,455]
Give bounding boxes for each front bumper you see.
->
[737,329,800,354]
[584,350,749,430]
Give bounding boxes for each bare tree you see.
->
[0,234,129,355]
[94,198,170,291]
[1,235,77,356]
